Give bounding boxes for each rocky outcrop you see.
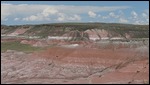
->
[67,30,89,41]
[1,23,149,39]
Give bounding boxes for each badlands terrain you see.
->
[1,23,149,84]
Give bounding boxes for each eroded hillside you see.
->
[1,23,149,39]
[1,23,149,84]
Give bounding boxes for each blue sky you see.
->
[1,1,149,25]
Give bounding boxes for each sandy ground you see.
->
[1,40,149,84]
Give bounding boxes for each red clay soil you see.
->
[1,41,149,84]
[30,46,149,84]
[32,46,147,69]
[33,47,144,65]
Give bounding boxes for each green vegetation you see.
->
[1,25,18,34]
[2,23,149,38]
[1,41,45,53]
[23,25,66,38]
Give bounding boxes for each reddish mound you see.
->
[2,46,149,84]
[32,46,146,67]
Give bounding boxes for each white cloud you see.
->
[101,11,122,20]
[98,14,101,17]
[68,14,81,21]
[23,8,81,22]
[56,13,81,22]
[88,11,97,18]
[128,10,149,25]
[14,18,20,21]
[1,3,130,22]
[1,3,49,22]
[134,21,140,24]
[22,7,59,21]
[57,17,65,22]
[102,16,109,19]
[54,5,130,14]
[23,15,38,21]
[42,7,58,17]
[109,12,119,18]
[2,3,148,25]
[57,13,65,21]
[89,21,94,22]
[1,4,11,21]
[142,10,149,20]
[142,13,148,18]
[109,12,115,17]
[133,20,147,25]
[131,11,138,19]
[23,14,51,21]
[130,17,149,25]
[141,9,149,24]
[23,7,60,21]
[119,18,128,23]
[146,19,149,22]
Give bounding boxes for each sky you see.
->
[1,1,149,25]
